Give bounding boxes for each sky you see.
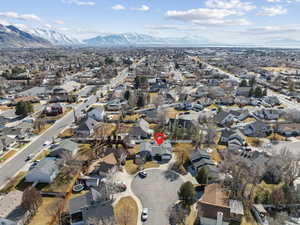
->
[0,0,300,44]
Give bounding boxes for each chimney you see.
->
[216,211,223,225]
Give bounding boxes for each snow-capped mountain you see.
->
[84,33,164,46]
[27,28,83,46]
[84,32,220,46]
[0,24,52,48]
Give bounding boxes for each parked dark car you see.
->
[138,171,147,178]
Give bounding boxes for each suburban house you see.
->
[0,136,16,152]
[236,87,251,97]
[48,139,78,158]
[76,117,98,137]
[243,120,272,137]
[217,96,235,106]
[189,149,218,181]
[0,218,17,225]
[168,118,197,132]
[253,109,282,120]
[87,106,105,122]
[43,104,63,116]
[89,153,118,177]
[263,96,281,106]
[136,141,172,163]
[25,157,60,184]
[127,119,153,140]
[69,187,114,225]
[197,184,244,225]
[277,123,300,136]
[219,129,246,146]
[214,111,236,127]
[105,99,127,111]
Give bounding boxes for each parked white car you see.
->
[141,208,148,221]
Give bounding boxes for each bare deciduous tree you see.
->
[168,203,189,225]
[21,187,42,214]
[88,216,117,225]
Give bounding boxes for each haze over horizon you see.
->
[1,0,300,45]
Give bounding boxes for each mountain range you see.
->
[0,24,300,48]
[83,33,219,46]
[0,24,52,48]
[27,28,83,46]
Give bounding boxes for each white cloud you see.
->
[257,5,287,16]
[165,8,251,26]
[205,0,256,12]
[54,20,65,25]
[0,12,41,21]
[243,26,300,34]
[132,5,150,11]
[266,0,281,2]
[62,0,95,6]
[112,4,126,10]
[0,19,9,25]
[145,24,205,31]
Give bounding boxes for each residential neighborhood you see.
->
[0,47,300,225]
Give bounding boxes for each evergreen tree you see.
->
[239,79,248,87]
[196,168,208,185]
[254,86,263,98]
[249,77,256,87]
[177,181,196,206]
[263,88,268,96]
[137,94,145,108]
[124,90,130,100]
[15,101,33,117]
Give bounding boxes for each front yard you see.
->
[124,160,160,174]
[173,143,194,164]
[0,150,17,163]
[114,196,138,225]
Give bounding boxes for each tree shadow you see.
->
[163,170,180,182]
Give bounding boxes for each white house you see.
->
[87,106,105,122]
[25,158,59,184]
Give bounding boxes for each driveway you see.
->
[131,169,184,225]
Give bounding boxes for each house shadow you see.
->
[16,178,48,191]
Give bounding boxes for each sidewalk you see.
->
[113,171,143,225]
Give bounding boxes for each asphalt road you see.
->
[0,58,144,188]
[131,169,184,225]
[0,92,97,187]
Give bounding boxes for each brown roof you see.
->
[278,123,300,131]
[200,183,229,207]
[198,184,231,221]
[102,153,117,165]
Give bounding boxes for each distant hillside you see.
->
[84,32,220,47]
[27,28,83,46]
[0,24,52,48]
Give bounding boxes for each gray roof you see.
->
[27,157,58,176]
[69,192,93,213]
[69,187,110,214]
[214,111,230,124]
[192,158,215,169]
[190,149,210,163]
[140,141,172,155]
[53,139,78,153]
[0,218,17,225]
[78,117,98,132]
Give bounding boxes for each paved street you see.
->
[131,169,184,225]
[0,58,144,188]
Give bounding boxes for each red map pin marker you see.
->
[154,132,165,145]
